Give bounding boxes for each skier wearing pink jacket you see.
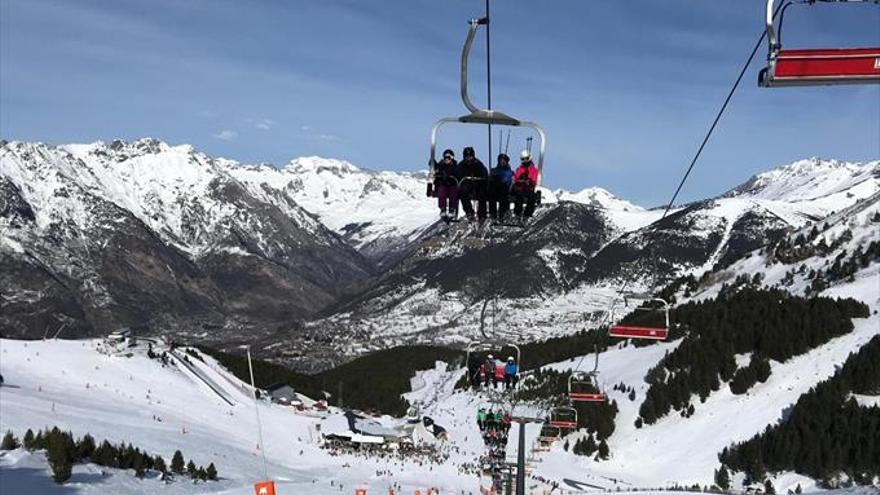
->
[512,149,539,219]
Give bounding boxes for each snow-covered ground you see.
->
[0,340,484,494]
[3,296,877,495]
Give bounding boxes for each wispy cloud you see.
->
[255,118,274,130]
[246,117,274,130]
[213,129,238,141]
[296,124,340,143]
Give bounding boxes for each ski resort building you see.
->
[266,383,300,406]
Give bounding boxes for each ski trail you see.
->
[167,349,236,406]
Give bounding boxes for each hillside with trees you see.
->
[638,287,868,425]
[719,335,880,487]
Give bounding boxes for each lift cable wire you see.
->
[571,1,789,374]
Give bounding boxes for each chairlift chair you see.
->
[406,402,421,424]
[537,424,561,444]
[548,406,578,430]
[608,297,670,341]
[759,0,880,87]
[427,16,546,203]
[466,341,522,370]
[569,371,607,403]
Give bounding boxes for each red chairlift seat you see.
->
[537,424,561,444]
[570,392,607,402]
[762,48,880,87]
[569,370,607,403]
[608,324,669,340]
[608,297,670,341]
[759,1,880,87]
[548,406,578,430]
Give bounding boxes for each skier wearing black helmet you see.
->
[434,148,459,221]
[488,153,513,222]
[457,146,488,222]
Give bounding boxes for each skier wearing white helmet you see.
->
[484,354,495,388]
[504,356,519,390]
[512,149,539,219]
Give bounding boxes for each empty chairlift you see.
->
[548,406,578,430]
[759,0,880,87]
[569,371,607,403]
[608,297,671,341]
[537,424,561,445]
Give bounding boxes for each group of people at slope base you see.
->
[469,354,519,391]
[478,407,512,490]
[433,146,540,223]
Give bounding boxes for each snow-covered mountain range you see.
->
[1,139,878,366]
[1,139,878,494]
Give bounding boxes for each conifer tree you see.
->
[1,431,19,450]
[23,429,35,450]
[171,450,185,474]
[154,455,167,474]
[76,433,95,461]
[596,439,610,460]
[714,465,730,490]
[46,431,74,484]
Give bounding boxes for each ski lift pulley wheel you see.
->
[759,0,880,87]
[608,297,670,341]
[427,16,547,193]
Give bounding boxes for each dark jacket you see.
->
[458,157,488,181]
[434,158,459,187]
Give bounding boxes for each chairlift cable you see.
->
[486,0,492,165]
[661,0,786,219]
[573,3,787,374]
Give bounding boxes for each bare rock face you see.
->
[3,139,877,371]
[0,140,375,340]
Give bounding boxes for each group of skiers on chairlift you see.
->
[469,353,519,391]
[434,146,540,224]
[478,406,512,484]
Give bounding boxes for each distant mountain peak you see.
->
[724,158,879,202]
[554,186,645,212]
[286,156,362,175]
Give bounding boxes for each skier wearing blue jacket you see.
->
[504,356,519,390]
[488,153,513,222]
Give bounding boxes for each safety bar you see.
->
[429,118,546,186]
[612,297,670,327]
[429,15,546,185]
[767,0,880,53]
[549,406,578,428]
[466,340,522,366]
[568,371,599,393]
[765,0,780,53]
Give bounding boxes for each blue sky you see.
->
[2,0,878,206]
